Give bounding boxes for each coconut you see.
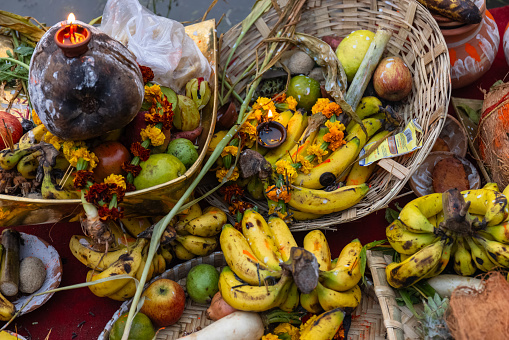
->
[479,81,509,188]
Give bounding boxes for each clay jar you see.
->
[435,0,500,89]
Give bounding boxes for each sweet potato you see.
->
[206,291,237,321]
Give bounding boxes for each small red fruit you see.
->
[373,56,413,102]
[140,279,186,327]
[92,141,131,182]
[0,111,23,150]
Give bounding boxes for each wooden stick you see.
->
[2,120,14,151]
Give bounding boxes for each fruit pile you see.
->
[219,209,363,314]
[213,28,414,222]
[69,203,226,301]
[386,184,509,289]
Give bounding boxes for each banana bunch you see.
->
[386,184,509,289]
[218,209,363,313]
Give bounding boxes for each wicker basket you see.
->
[211,0,450,230]
[99,252,402,340]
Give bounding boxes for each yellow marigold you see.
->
[216,167,240,182]
[261,334,280,340]
[249,109,263,122]
[307,143,328,163]
[275,160,297,183]
[31,110,42,125]
[140,125,165,146]
[104,174,127,190]
[62,140,86,160]
[266,185,291,203]
[324,120,346,151]
[275,323,300,340]
[300,315,319,332]
[285,96,298,111]
[239,121,257,147]
[296,155,313,174]
[253,97,277,121]
[322,101,342,119]
[311,98,331,115]
[221,145,238,157]
[68,148,98,169]
[144,84,162,101]
[43,132,65,151]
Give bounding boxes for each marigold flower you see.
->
[85,183,110,205]
[275,159,297,183]
[285,96,298,111]
[43,132,65,151]
[68,148,98,169]
[228,200,253,216]
[122,162,142,178]
[221,145,238,158]
[261,334,279,340]
[239,122,257,148]
[324,120,346,151]
[73,170,94,190]
[98,205,124,221]
[307,143,328,163]
[311,98,331,115]
[296,155,313,174]
[104,174,126,190]
[144,84,162,102]
[273,93,286,103]
[322,102,342,118]
[216,167,240,182]
[130,142,150,161]
[265,185,291,203]
[220,184,245,204]
[140,125,165,146]
[274,323,300,340]
[139,65,154,83]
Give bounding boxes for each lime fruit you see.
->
[186,264,220,304]
[133,153,186,190]
[109,312,155,340]
[286,75,321,112]
[336,30,376,83]
[167,138,199,169]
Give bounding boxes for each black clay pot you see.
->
[28,21,144,140]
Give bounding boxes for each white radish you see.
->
[427,274,483,298]
[177,311,264,340]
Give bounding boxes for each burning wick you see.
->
[267,109,273,121]
[62,13,86,45]
[257,111,287,149]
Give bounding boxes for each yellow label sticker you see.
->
[359,119,423,166]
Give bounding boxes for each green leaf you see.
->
[360,245,367,285]
[366,239,387,249]
[385,207,400,223]
[14,45,34,57]
[399,288,423,319]
[457,104,481,125]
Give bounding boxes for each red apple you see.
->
[92,141,131,182]
[373,56,413,102]
[140,279,185,327]
[0,111,23,150]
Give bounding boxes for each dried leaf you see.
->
[0,10,45,42]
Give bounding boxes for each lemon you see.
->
[109,312,155,340]
[336,30,376,83]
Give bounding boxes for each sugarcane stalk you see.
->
[344,29,392,112]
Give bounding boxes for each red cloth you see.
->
[2,5,509,340]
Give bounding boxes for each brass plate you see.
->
[0,19,218,226]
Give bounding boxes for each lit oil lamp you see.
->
[54,13,91,58]
[257,110,287,148]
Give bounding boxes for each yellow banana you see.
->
[218,266,291,312]
[453,236,477,276]
[160,244,174,265]
[300,308,345,340]
[462,189,508,226]
[386,219,437,255]
[398,193,442,233]
[423,237,455,279]
[108,220,136,248]
[242,209,282,271]
[289,209,324,221]
[386,239,446,288]
[267,216,297,262]
[220,224,280,285]
[400,253,411,261]
[316,282,361,311]
[173,242,196,260]
[120,217,151,237]
[87,239,146,297]
[136,246,155,282]
[319,239,362,292]
[69,235,129,271]
[301,289,323,313]
[175,203,203,234]
[293,137,360,189]
[41,164,79,199]
[16,150,42,179]
[185,206,227,237]
[474,234,509,268]
[18,124,47,149]
[289,183,369,215]
[503,183,509,198]
[265,110,308,164]
[483,182,499,191]
[303,230,331,271]
[345,130,391,186]
[279,125,320,164]
[106,279,137,301]
[484,222,509,244]
[0,291,15,321]
[279,282,300,312]
[175,235,217,256]
[465,236,497,271]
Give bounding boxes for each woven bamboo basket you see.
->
[99,252,403,340]
[207,0,450,230]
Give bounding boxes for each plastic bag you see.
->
[100,0,211,92]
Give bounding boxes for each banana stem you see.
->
[262,309,304,326]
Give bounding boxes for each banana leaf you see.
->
[0,10,45,43]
